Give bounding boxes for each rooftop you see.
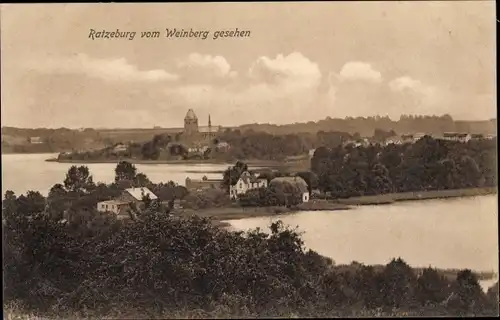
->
[124,187,158,201]
[234,171,265,185]
[98,200,130,206]
[270,176,309,193]
[199,125,222,133]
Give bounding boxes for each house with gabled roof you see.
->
[229,171,268,199]
[97,187,159,219]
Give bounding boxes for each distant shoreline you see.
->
[45,157,289,167]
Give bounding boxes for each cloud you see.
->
[248,52,322,90]
[176,53,237,82]
[337,61,382,83]
[389,76,435,96]
[26,53,179,82]
[163,55,327,125]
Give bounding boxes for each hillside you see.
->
[2,115,496,154]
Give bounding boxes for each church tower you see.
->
[184,109,199,135]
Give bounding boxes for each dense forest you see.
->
[3,187,499,318]
[311,136,497,198]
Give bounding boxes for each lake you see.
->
[1,153,229,196]
[228,195,499,291]
[2,153,498,290]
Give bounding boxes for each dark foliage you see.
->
[312,137,497,198]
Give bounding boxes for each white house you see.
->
[229,171,268,199]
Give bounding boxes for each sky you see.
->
[1,2,496,129]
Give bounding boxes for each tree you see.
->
[2,190,18,221]
[222,161,249,191]
[141,141,160,160]
[115,161,137,183]
[449,269,486,315]
[63,166,95,194]
[16,191,46,217]
[295,171,319,193]
[377,258,417,308]
[46,184,69,220]
[134,173,151,187]
[416,267,451,305]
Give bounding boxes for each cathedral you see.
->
[181,109,222,146]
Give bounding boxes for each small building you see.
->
[485,134,496,140]
[97,200,131,217]
[230,171,268,199]
[112,143,128,153]
[216,141,230,152]
[28,137,44,144]
[457,133,471,143]
[401,134,415,144]
[185,176,223,192]
[269,176,310,203]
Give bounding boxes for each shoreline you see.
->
[45,157,286,167]
[180,201,353,227]
[202,187,496,227]
[333,187,497,206]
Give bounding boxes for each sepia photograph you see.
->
[1,1,498,318]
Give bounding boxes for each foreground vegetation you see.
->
[3,207,499,318]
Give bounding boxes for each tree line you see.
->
[311,136,497,198]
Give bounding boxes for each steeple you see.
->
[208,114,212,128]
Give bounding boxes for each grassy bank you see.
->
[335,187,497,206]
[178,201,352,223]
[181,188,497,226]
